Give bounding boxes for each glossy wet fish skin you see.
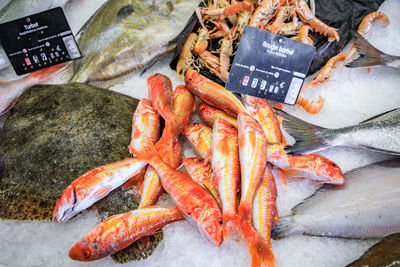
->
[69,207,183,261]
[70,0,201,84]
[130,98,160,155]
[272,159,400,239]
[183,122,212,160]
[185,69,246,116]
[276,108,400,155]
[252,165,279,241]
[198,102,238,128]
[53,157,147,223]
[132,148,224,246]
[211,119,240,241]
[267,144,344,184]
[173,85,196,122]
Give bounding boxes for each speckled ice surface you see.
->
[0,0,400,266]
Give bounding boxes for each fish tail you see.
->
[274,109,329,155]
[271,215,299,240]
[238,206,277,267]
[346,32,383,68]
[222,214,236,242]
[129,140,158,164]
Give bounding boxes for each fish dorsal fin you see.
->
[358,108,400,124]
[75,1,109,39]
[291,159,400,215]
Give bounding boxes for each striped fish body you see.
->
[242,95,282,144]
[184,158,221,206]
[130,98,160,154]
[144,154,223,246]
[173,85,196,122]
[252,165,279,241]
[211,119,240,241]
[53,158,147,223]
[148,73,175,121]
[69,207,183,261]
[183,123,212,160]
[198,102,238,128]
[184,70,246,116]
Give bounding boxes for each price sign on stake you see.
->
[0,7,81,76]
[225,26,315,105]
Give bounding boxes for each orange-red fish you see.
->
[139,86,194,208]
[130,145,223,246]
[267,144,344,184]
[53,158,147,223]
[184,69,246,116]
[252,165,279,242]
[242,95,282,144]
[184,157,221,206]
[69,207,183,261]
[237,112,276,267]
[198,102,238,128]
[147,73,184,139]
[211,119,240,242]
[125,98,160,189]
[183,122,212,160]
[0,64,66,116]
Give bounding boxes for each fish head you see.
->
[69,234,104,262]
[184,158,211,183]
[53,185,78,223]
[196,208,223,247]
[147,73,174,107]
[310,154,345,185]
[238,112,264,135]
[213,118,237,135]
[184,69,203,89]
[184,122,210,140]
[198,102,218,118]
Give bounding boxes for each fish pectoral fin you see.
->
[93,186,112,200]
[360,146,400,156]
[0,97,19,116]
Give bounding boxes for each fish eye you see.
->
[198,159,203,163]
[331,163,336,167]
[83,250,90,258]
[189,78,192,81]
[219,220,223,225]
[201,108,206,111]
[231,125,235,129]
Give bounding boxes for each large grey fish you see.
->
[69,0,200,86]
[346,32,400,70]
[346,233,400,267]
[271,159,400,239]
[0,0,72,71]
[275,108,400,155]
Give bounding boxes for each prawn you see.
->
[176,33,198,79]
[296,95,325,114]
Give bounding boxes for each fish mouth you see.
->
[52,185,78,223]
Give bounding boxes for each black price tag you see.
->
[226,26,315,105]
[0,7,81,76]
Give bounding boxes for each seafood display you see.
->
[272,159,400,239]
[69,0,201,86]
[0,0,399,266]
[276,108,400,155]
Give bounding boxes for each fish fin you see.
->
[238,207,277,267]
[271,216,300,240]
[94,186,112,200]
[279,169,287,186]
[129,140,158,164]
[346,32,383,68]
[358,108,399,124]
[274,109,328,155]
[122,167,146,190]
[140,58,160,76]
[56,63,74,82]
[223,214,236,243]
[0,156,6,174]
[281,168,300,178]
[90,73,132,89]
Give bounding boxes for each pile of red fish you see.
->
[53,70,344,266]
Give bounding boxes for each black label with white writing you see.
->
[226,26,315,105]
[0,7,81,75]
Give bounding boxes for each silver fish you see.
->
[69,0,200,85]
[346,32,400,70]
[275,108,400,155]
[271,159,400,239]
[0,0,72,71]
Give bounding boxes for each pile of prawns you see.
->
[176,0,389,114]
[53,69,346,266]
